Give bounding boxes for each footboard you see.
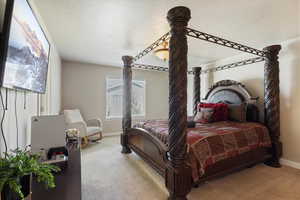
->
[127,128,167,176]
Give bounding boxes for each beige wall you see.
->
[0,0,62,154]
[203,37,300,164]
[62,61,169,133]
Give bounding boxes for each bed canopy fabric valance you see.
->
[121,6,281,200]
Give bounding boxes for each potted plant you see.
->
[0,148,60,200]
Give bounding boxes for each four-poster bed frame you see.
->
[121,6,282,200]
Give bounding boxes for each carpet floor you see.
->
[81,136,300,200]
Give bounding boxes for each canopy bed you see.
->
[120,6,282,200]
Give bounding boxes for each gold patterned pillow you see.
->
[228,103,247,122]
[194,108,214,123]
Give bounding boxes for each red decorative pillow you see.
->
[198,103,229,122]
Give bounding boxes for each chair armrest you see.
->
[66,122,87,137]
[86,118,102,128]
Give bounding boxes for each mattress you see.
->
[134,120,271,181]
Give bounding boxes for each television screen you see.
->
[0,0,6,32]
[2,0,50,93]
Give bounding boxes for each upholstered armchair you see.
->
[63,109,103,147]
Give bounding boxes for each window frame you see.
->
[105,77,146,120]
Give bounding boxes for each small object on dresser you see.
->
[47,146,68,160]
[66,128,80,142]
[66,128,80,149]
[46,147,69,170]
[66,128,79,138]
[39,148,47,162]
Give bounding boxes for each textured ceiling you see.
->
[33,0,300,68]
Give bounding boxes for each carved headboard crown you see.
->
[203,80,260,122]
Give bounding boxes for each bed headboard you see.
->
[203,80,260,122]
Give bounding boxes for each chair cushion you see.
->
[86,126,102,135]
[64,109,85,124]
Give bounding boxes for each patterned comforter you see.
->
[134,120,271,181]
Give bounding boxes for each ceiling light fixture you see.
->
[154,41,169,62]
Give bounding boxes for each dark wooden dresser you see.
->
[31,147,81,200]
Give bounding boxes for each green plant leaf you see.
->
[0,147,61,198]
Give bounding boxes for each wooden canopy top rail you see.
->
[186,28,266,57]
[130,28,267,75]
[189,56,265,75]
[132,32,171,62]
[132,56,265,74]
[132,63,169,72]
[121,6,282,200]
[133,28,266,64]
[131,14,267,72]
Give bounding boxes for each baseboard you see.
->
[280,158,300,169]
[103,132,121,137]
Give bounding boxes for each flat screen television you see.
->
[0,0,50,94]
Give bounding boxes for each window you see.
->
[106,78,146,119]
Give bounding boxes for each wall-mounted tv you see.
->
[0,0,50,94]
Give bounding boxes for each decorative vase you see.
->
[1,175,31,200]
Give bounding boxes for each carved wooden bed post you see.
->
[263,45,282,167]
[121,55,133,154]
[166,6,192,200]
[193,67,202,116]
